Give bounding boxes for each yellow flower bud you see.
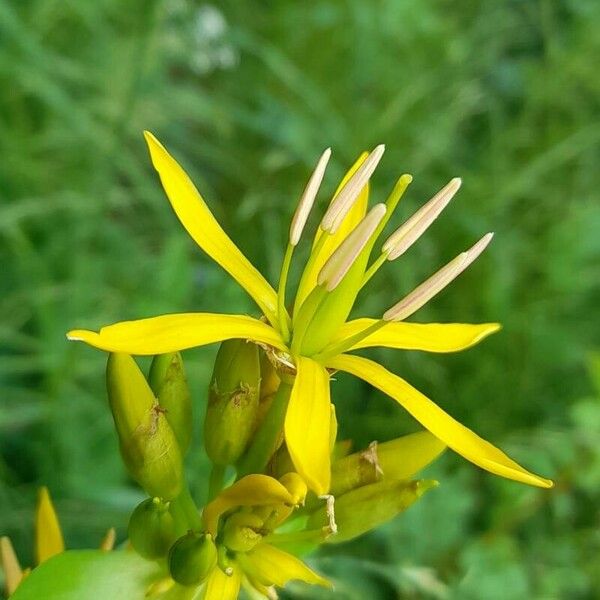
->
[106,353,183,500]
[128,497,176,559]
[204,340,261,466]
[221,512,264,553]
[308,479,438,544]
[148,353,193,454]
[168,532,217,587]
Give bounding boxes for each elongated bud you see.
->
[318,204,387,291]
[383,232,494,322]
[382,178,461,260]
[308,479,437,544]
[128,497,176,559]
[290,148,331,246]
[148,353,193,454]
[222,512,264,552]
[168,532,217,587]
[252,349,281,435]
[106,353,183,500]
[330,431,446,496]
[204,339,261,466]
[321,144,385,233]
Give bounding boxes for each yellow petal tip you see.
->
[66,329,97,343]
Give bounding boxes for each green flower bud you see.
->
[307,479,438,544]
[106,353,183,500]
[128,497,176,559]
[330,431,445,496]
[148,353,193,454]
[222,512,264,553]
[204,339,260,466]
[168,532,217,587]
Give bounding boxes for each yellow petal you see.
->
[238,543,331,589]
[203,564,241,600]
[1,536,23,595]
[330,319,501,353]
[327,354,553,488]
[67,313,286,354]
[202,475,293,536]
[293,153,369,316]
[284,356,331,495]
[144,132,279,327]
[35,487,65,564]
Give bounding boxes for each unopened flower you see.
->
[68,133,552,494]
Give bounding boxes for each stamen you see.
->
[317,204,387,292]
[289,148,332,246]
[320,145,385,234]
[383,232,494,321]
[382,178,461,260]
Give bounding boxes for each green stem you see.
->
[361,253,387,288]
[292,231,329,320]
[314,319,389,363]
[277,244,294,342]
[236,382,293,477]
[208,465,226,502]
[171,486,202,532]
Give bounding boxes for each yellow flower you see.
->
[68,132,552,494]
[169,474,330,599]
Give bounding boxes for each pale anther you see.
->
[289,148,332,246]
[383,232,494,322]
[320,144,385,234]
[318,204,387,291]
[382,177,461,260]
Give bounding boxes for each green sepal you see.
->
[307,479,438,544]
[149,353,193,454]
[106,354,183,500]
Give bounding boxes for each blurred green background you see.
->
[1,0,599,598]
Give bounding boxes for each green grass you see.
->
[1,0,599,597]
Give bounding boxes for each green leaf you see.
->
[11,550,193,600]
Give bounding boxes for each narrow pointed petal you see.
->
[144,132,279,326]
[67,313,286,354]
[327,354,553,488]
[35,487,65,564]
[203,563,242,600]
[284,357,331,494]
[202,475,293,536]
[1,537,23,595]
[382,178,461,260]
[238,543,331,589]
[293,153,370,316]
[318,204,387,291]
[383,233,494,322]
[329,319,501,353]
[289,148,332,246]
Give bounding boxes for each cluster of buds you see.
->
[1,345,444,599]
[115,343,443,598]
